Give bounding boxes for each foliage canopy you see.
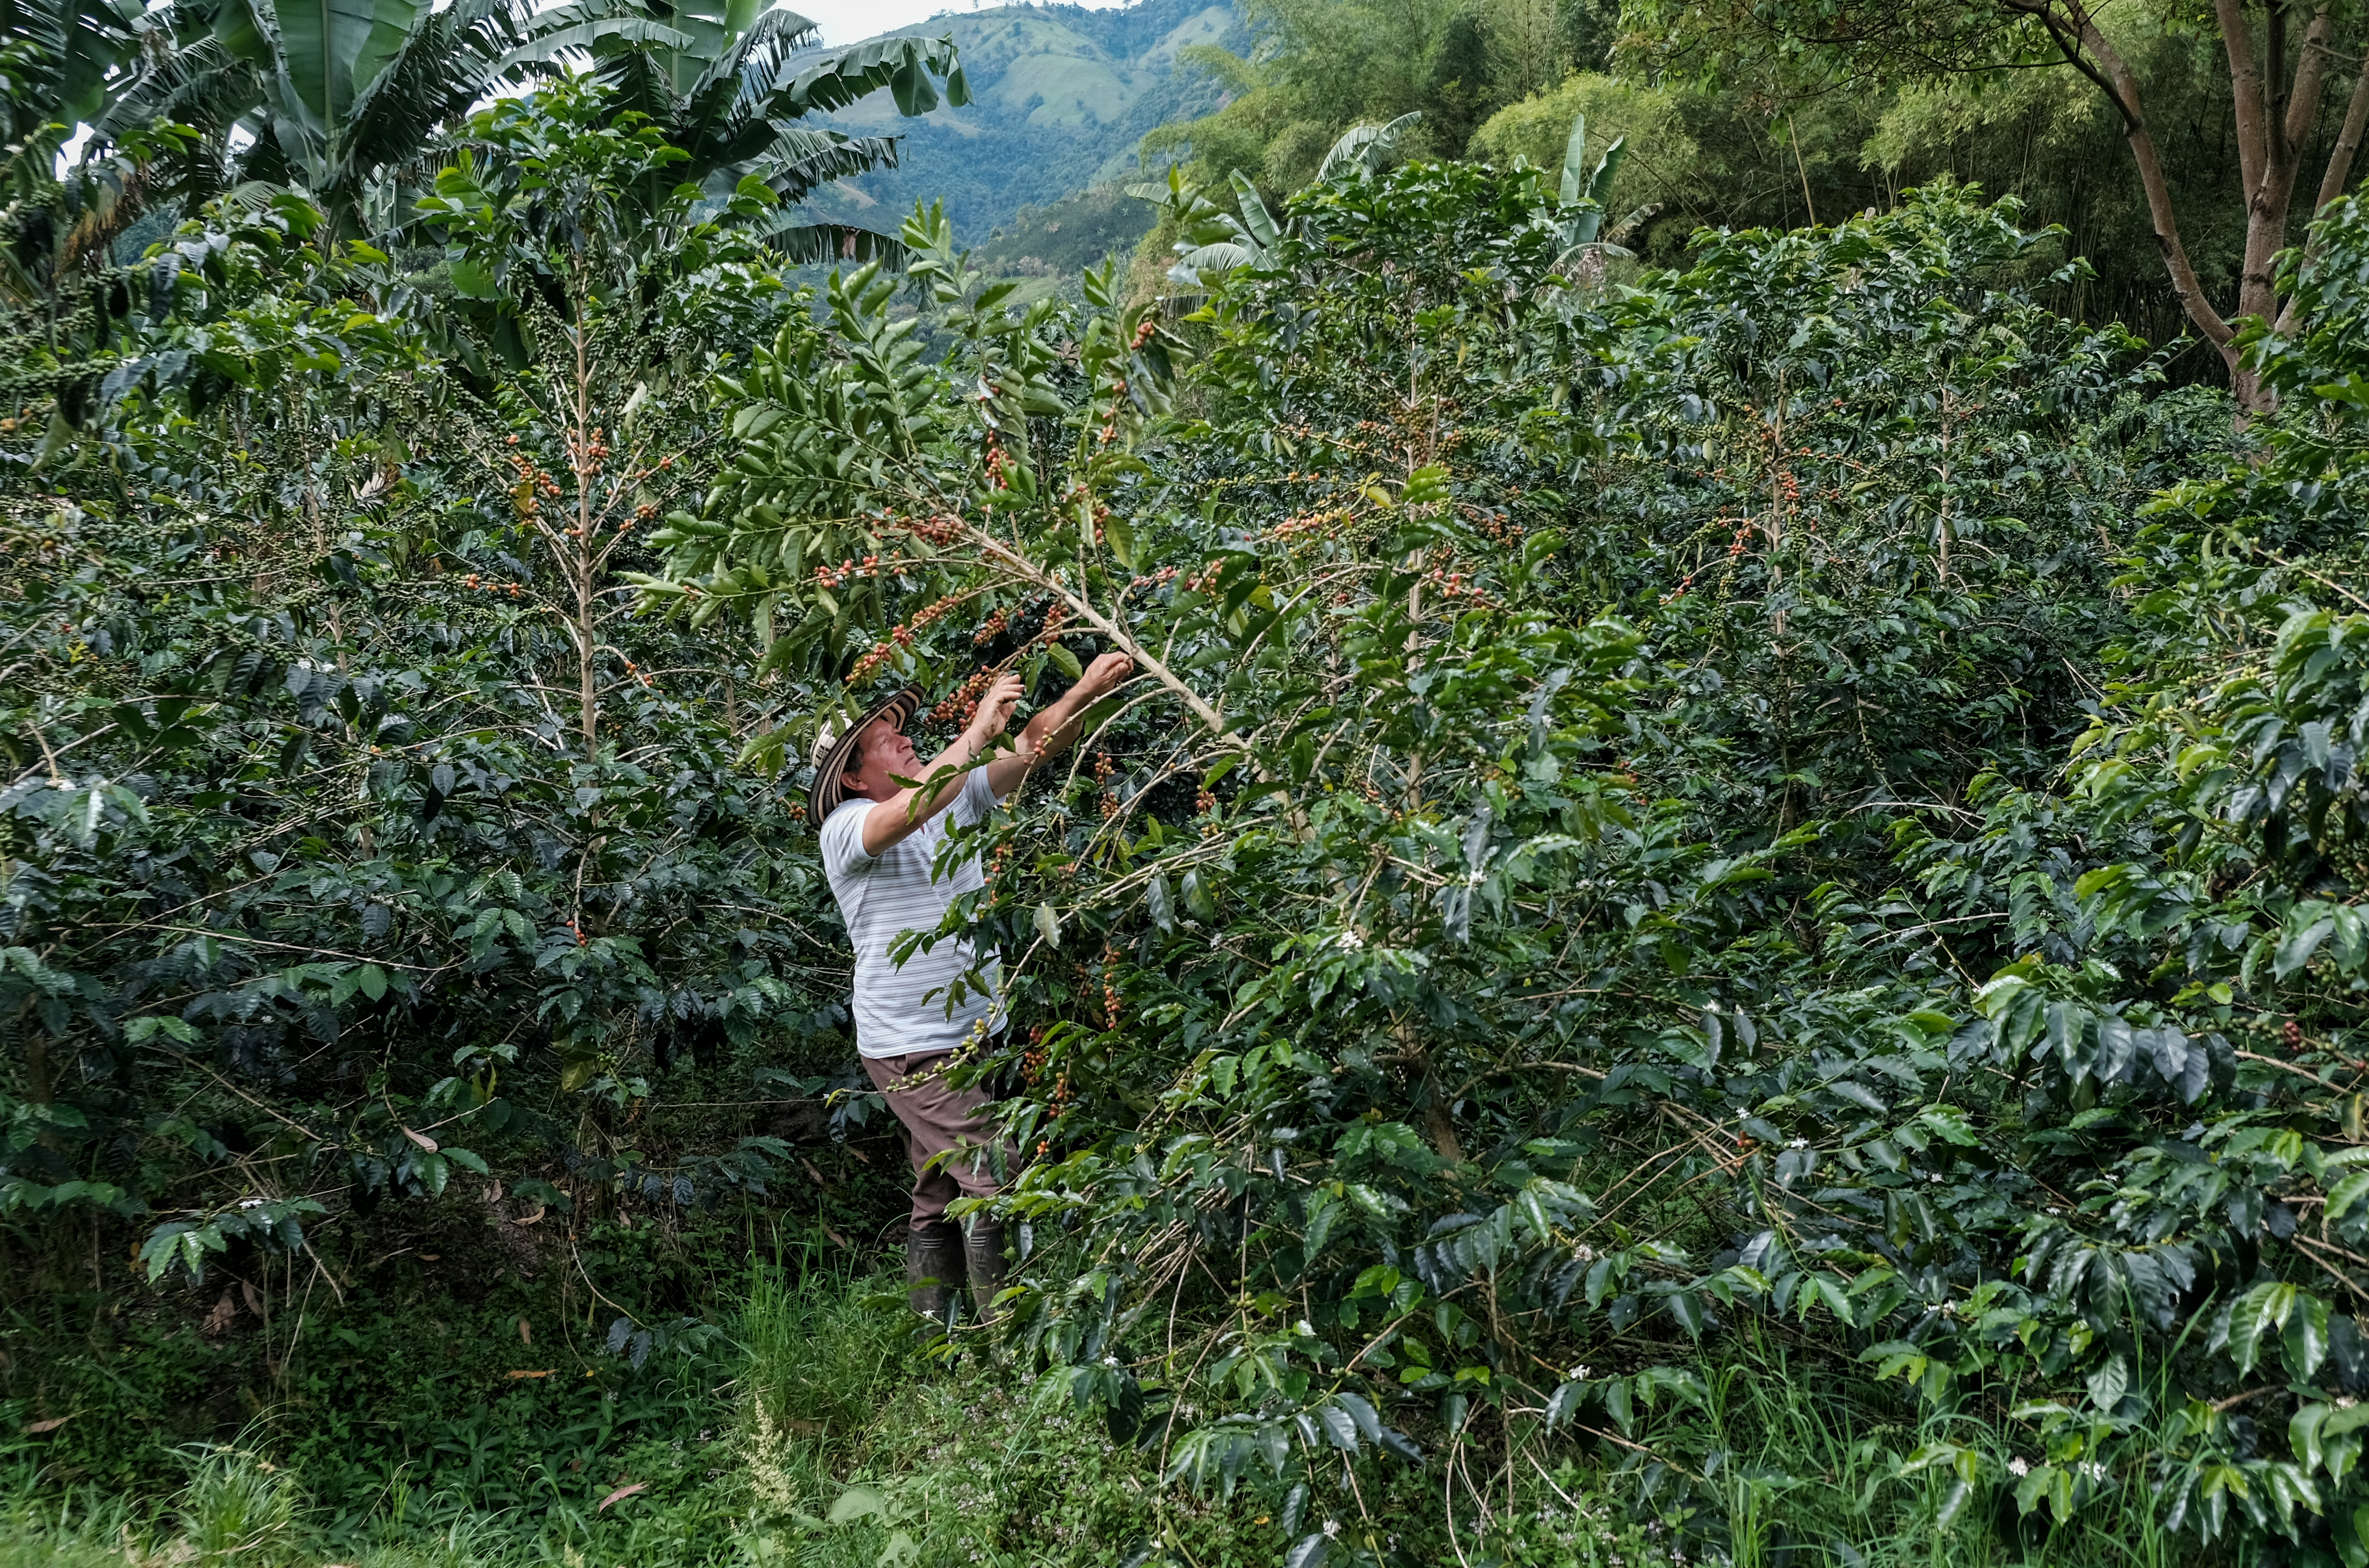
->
[27,38,2369,1567]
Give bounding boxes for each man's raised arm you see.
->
[985,652,1135,801]
[861,674,1024,856]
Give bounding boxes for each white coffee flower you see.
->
[2007,1457,2030,1477]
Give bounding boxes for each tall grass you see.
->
[1674,1340,2211,1568]
[176,1443,303,1562]
[735,1236,903,1447]
[0,1482,158,1568]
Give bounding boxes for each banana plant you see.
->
[575,0,969,263]
[1311,108,1421,185]
[1547,111,1634,269]
[56,0,610,236]
[1122,167,1263,289]
[233,0,608,233]
[2,0,147,135]
[1131,114,1424,289]
[55,0,959,251]
[2,0,176,283]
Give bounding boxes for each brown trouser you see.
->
[862,1050,1015,1226]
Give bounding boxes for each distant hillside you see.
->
[804,0,1244,245]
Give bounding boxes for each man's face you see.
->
[842,714,919,803]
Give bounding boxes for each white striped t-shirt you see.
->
[820,768,1004,1059]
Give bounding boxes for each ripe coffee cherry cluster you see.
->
[849,594,964,686]
[979,403,1013,487]
[971,607,1010,645]
[1116,566,1181,605]
[1266,506,1353,543]
[1098,943,1122,1030]
[620,658,656,690]
[1099,379,1131,446]
[928,667,999,728]
[1663,512,1763,605]
[568,426,613,476]
[1182,558,1227,593]
[908,593,962,632]
[462,572,525,599]
[1423,566,1498,606]
[813,555,887,589]
[1095,752,1119,820]
[1473,508,1526,547]
[892,512,965,546]
[505,446,561,520]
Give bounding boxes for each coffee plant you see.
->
[1,83,835,1273]
[20,51,2369,1563]
[650,148,2369,1561]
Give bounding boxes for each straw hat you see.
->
[807,685,923,824]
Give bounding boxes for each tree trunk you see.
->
[571,303,599,756]
[2018,0,2357,418]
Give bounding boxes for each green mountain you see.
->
[807,0,1244,246]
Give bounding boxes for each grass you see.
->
[1627,1340,2229,1568]
[0,1262,2290,1568]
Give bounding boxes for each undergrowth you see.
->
[0,1247,2279,1568]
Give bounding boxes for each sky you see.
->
[797,0,1128,47]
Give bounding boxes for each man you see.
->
[808,650,1133,1324]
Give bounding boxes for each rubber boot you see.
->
[964,1220,1008,1326]
[905,1220,964,1321]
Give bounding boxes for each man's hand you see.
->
[967,672,1025,747]
[984,650,1136,800]
[1073,650,1135,701]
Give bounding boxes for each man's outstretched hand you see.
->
[968,672,1025,745]
[1074,650,1135,701]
